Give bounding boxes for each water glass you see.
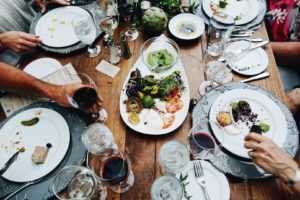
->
[187,120,224,160]
[82,123,118,156]
[52,165,107,200]
[73,15,101,58]
[159,140,190,175]
[87,148,134,193]
[151,175,183,200]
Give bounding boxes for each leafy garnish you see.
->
[179,173,192,200]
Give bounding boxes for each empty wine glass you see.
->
[64,73,108,123]
[82,123,118,156]
[52,165,107,200]
[73,15,101,58]
[99,0,119,37]
[87,148,134,193]
[151,175,183,200]
[118,0,139,41]
[187,120,224,160]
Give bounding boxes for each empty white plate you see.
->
[168,13,205,40]
[23,58,62,79]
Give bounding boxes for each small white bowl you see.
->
[168,13,205,40]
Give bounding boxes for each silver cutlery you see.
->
[240,72,270,83]
[229,38,264,42]
[4,177,43,200]
[193,161,210,200]
[0,151,19,176]
[231,31,254,37]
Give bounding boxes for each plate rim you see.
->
[0,107,70,182]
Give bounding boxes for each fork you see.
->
[193,161,211,200]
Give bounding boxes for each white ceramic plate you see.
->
[202,0,259,25]
[23,58,62,79]
[176,161,230,200]
[119,39,190,135]
[0,108,70,182]
[227,43,269,76]
[35,6,90,47]
[168,13,205,40]
[209,89,287,159]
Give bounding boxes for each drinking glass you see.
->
[73,15,101,58]
[82,123,118,156]
[159,140,190,175]
[199,51,233,95]
[88,148,134,193]
[187,120,224,160]
[118,0,139,41]
[151,175,183,200]
[52,165,107,200]
[64,73,108,123]
[99,0,119,37]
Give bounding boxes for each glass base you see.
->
[125,28,139,41]
[198,81,218,96]
[86,45,101,58]
[110,170,134,193]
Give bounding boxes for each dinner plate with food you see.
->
[0,108,70,182]
[209,89,287,159]
[119,37,190,135]
[202,0,259,25]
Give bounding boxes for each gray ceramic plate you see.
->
[192,0,267,30]
[192,82,299,180]
[29,2,104,54]
[0,102,86,200]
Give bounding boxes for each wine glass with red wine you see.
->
[87,148,134,193]
[64,73,108,123]
[187,120,224,160]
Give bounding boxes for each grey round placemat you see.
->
[192,0,267,30]
[0,102,87,200]
[192,82,299,180]
[29,2,104,54]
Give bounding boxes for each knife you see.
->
[0,151,19,176]
[240,72,271,83]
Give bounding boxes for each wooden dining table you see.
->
[0,16,299,199]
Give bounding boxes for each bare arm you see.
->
[271,42,300,67]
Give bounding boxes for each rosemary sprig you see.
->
[179,173,192,200]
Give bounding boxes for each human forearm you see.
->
[0,61,60,99]
[271,42,300,66]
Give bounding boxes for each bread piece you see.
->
[31,146,49,164]
[216,111,232,127]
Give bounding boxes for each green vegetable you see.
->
[150,85,159,95]
[142,7,168,35]
[147,49,174,68]
[21,117,39,126]
[259,123,270,133]
[219,0,228,8]
[158,70,184,99]
[230,102,238,111]
[144,75,157,85]
[138,91,144,99]
[142,85,153,94]
[234,15,242,20]
[142,95,155,108]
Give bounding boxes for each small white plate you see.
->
[168,13,205,40]
[176,161,230,200]
[202,0,259,25]
[23,58,62,79]
[35,6,90,48]
[227,45,269,76]
[209,89,287,159]
[0,108,70,182]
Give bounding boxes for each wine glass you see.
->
[99,0,119,38]
[87,148,134,193]
[198,50,233,95]
[187,120,224,160]
[151,175,183,200]
[82,123,118,156]
[118,0,139,41]
[73,15,101,58]
[52,165,107,200]
[64,73,108,123]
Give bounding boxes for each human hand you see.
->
[53,83,103,113]
[0,31,41,53]
[36,0,70,13]
[286,88,300,113]
[244,133,298,182]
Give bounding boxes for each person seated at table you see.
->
[0,0,70,66]
[244,133,300,195]
[0,61,103,113]
[266,0,300,91]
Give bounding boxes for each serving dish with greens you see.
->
[119,52,190,135]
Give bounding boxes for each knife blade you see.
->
[0,151,19,176]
